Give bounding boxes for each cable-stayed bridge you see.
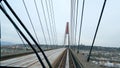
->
[1,0,120,68]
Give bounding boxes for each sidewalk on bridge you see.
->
[72,50,103,68]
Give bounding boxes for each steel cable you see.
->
[22,0,40,44]
[0,5,45,67]
[33,0,52,67]
[40,0,52,45]
[87,0,107,62]
[49,0,58,45]
[74,0,79,45]
[78,0,85,52]
[3,0,52,67]
[44,0,55,45]
[33,0,47,45]
[1,2,28,50]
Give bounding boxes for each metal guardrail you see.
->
[69,49,84,68]
[52,49,67,68]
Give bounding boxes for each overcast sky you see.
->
[0,0,120,47]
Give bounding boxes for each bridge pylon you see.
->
[63,22,70,48]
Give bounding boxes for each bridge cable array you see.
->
[22,0,40,44]
[0,4,46,68]
[44,0,55,45]
[33,0,48,45]
[70,0,81,45]
[0,0,55,67]
[49,0,58,45]
[1,2,28,50]
[39,0,52,45]
[0,0,107,67]
[1,2,26,48]
[70,0,107,62]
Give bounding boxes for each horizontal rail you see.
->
[69,49,83,68]
[52,49,67,68]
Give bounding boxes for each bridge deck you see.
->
[72,50,102,68]
[0,48,66,68]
